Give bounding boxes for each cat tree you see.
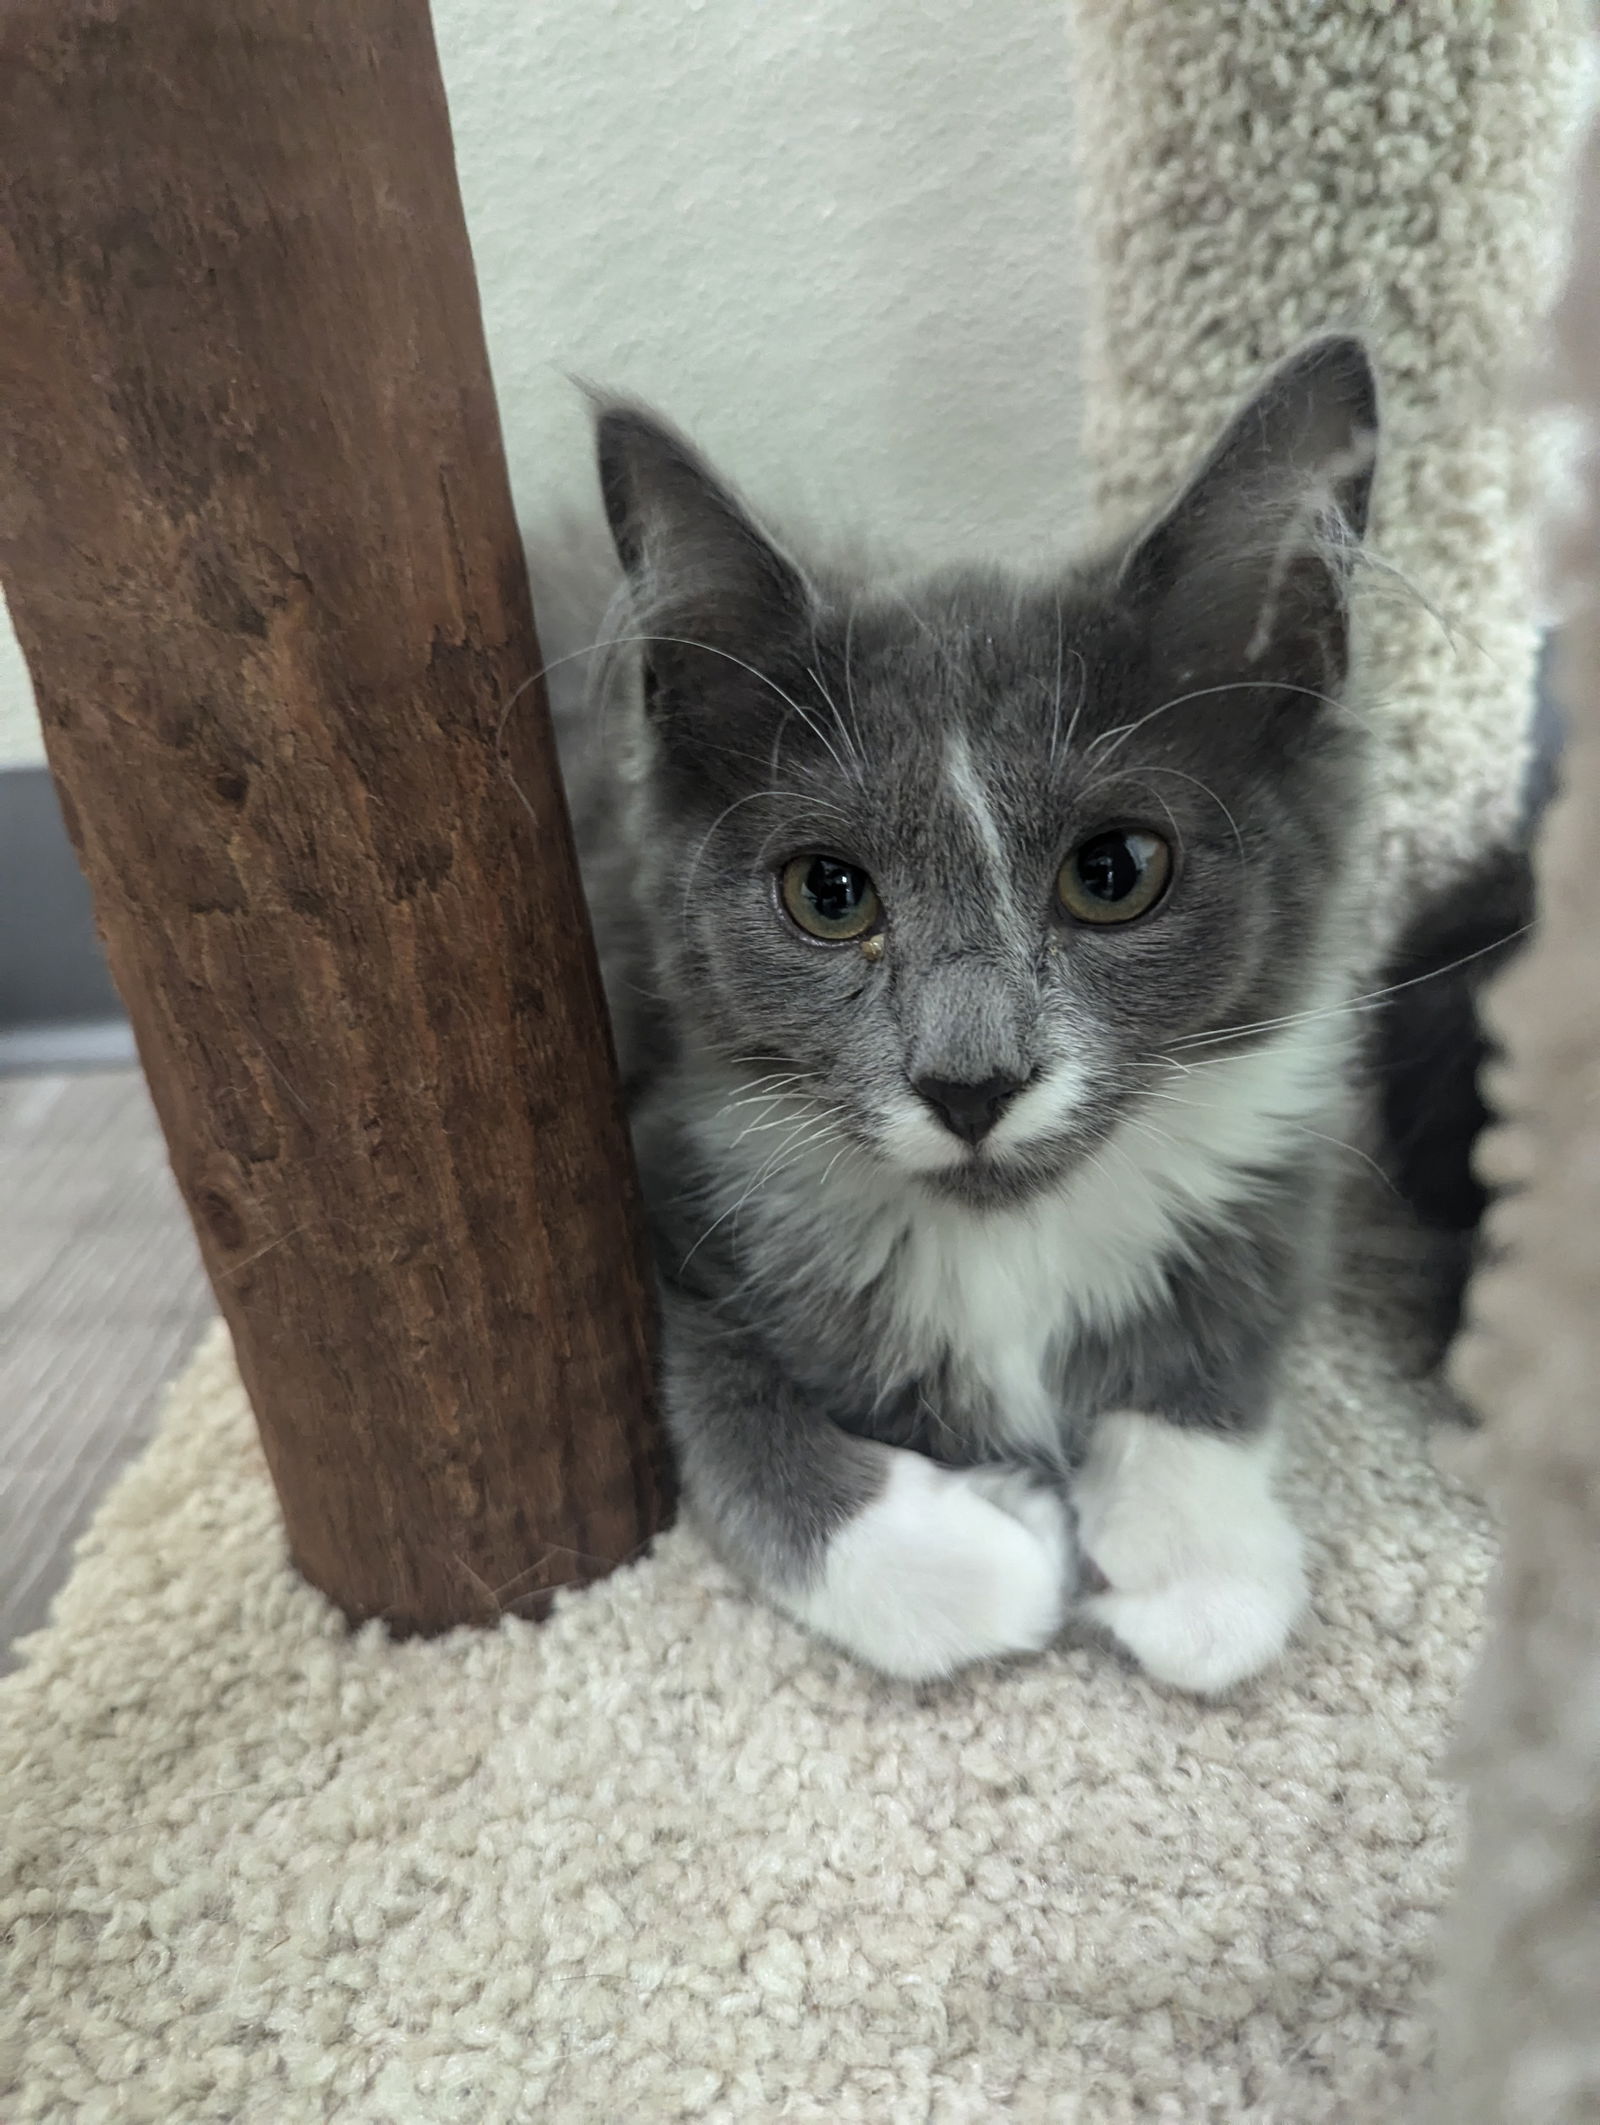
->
[0,1,1593,2118]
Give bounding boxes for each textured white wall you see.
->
[0,617,35,771]
[0,0,1085,768]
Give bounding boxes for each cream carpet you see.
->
[3,1312,1488,2122]
[4,5,1590,2120]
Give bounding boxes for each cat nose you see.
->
[913,1073,1029,1146]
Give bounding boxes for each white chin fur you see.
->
[987,1056,1093,1155]
[1073,1413,1308,1696]
[773,1450,1074,1682]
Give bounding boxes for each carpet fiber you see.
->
[4,1315,1488,2121]
[2,3,1589,2120]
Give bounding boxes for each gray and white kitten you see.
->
[561,337,1378,1694]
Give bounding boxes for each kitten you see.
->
[562,338,1379,1694]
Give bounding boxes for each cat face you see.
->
[597,340,1377,1203]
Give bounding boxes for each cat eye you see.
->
[779,854,882,942]
[1056,829,1173,926]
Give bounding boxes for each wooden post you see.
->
[0,0,670,1632]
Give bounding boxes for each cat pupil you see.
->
[808,859,864,920]
[1078,834,1139,902]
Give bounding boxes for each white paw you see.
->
[1073,1413,1308,1696]
[776,1451,1074,1682]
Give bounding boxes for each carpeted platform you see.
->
[2,4,1590,2120]
[3,1315,1488,2122]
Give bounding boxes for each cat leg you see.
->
[1071,1412,1307,1695]
[664,1300,1075,1682]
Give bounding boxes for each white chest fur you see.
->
[694,1010,1344,1453]
[845,1014,1344,1451]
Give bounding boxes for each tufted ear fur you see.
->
[1120,335,1379,699]
[595,403,812,753]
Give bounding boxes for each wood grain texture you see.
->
[0,0,670,1632]
[0,1072,212,1670]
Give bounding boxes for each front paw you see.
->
[1073,1413,1308,1696]
[775,1451,1075,1682]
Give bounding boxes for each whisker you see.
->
[1169,928,1532,1056]
[1047,594,1067,776]
[729,1100,828,1149]
[815,1135,866,1191]
[1112,1110,1187,1163]
[1125,765,1245,866]
[1135,1082,1397,1194]
[1057,643,1090,768]
[715,1073,821,1110]
[882,583,941,648]
[804,660,865,774]
[677,791,792,937]
[1083,678,1375,770]
[710,1084,821,1132]
[502,626,867,784]
[677,1107,846,1272]
[838,588,874,775]
[1113,777,1185,865]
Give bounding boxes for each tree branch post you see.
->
[0,0,671,1632]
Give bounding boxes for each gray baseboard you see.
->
[0,1020,137,1074]
[0,764,129,1072]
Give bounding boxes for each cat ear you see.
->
[1121,335,1378,696]
[595,402,810,740]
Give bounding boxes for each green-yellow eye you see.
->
[780,854,882,942]
[1057,829,1173,925]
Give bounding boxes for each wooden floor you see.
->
[0,1069,213,1666]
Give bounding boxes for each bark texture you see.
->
[0,0,670,1632]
